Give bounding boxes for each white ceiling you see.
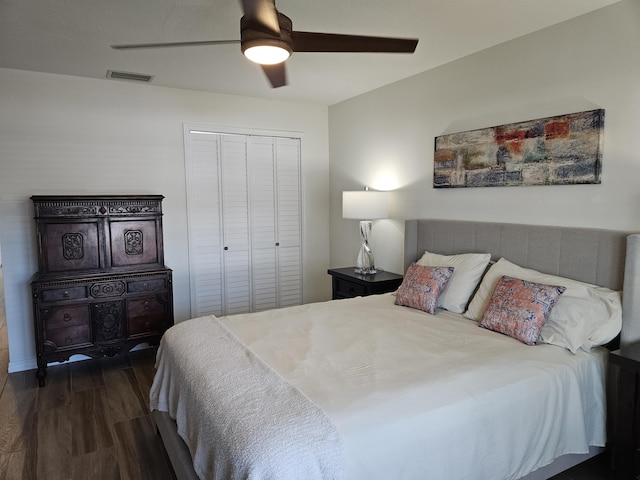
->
[0,0,622,105]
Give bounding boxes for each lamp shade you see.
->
[342,190,389,220]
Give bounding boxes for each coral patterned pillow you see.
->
[395,264,454,314]
[480,275,566,345]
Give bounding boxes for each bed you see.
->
[150,219,640,480]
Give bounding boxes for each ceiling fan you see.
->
[111,0,419,88]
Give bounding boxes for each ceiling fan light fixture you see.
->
[112,2,418,89]
[243,44,291,65]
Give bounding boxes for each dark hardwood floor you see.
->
[0,266,615,479]
[550,453,614,480]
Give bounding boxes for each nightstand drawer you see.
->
[328,267,403,300]
[334,278,368,298]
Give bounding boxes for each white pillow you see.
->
[417,251,491,313]
[464,258,622,353]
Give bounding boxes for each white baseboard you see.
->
[8,357,37,373]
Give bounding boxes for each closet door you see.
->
[274,137,302,307]
[186,132,224,317]
[186,128,301,317]
[186,132,250,316]
[220,135,251,315]
[249,136,278,311]
[248,136,302,310]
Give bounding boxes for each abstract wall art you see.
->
[433,109,604,188]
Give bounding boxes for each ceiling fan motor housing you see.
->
[241,12,293,59]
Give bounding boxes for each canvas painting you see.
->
[433,109,604,188]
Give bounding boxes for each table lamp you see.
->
[342,188,389,274]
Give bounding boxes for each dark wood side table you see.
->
[610,344,640,479]
[328,267,403,300]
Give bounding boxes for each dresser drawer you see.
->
[40,286,88,303]
[89,280,126,298]
[127,296,167,335]
[127,277,166,293]
[44,305,90,329]
[45,324,91,349]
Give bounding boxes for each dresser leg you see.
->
[36,363,47,387]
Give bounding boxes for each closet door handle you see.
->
[224,246,229,251]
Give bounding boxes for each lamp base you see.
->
[354,266,377,275]
[354,220,376,275]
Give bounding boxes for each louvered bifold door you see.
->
[220,135,251,315]
[186,132,251,316]
[186,128,301,317]
[275,137,302,307]
[248,136,278,311]
[185,132,224,317]
[249,136,302,311]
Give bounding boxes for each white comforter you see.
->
[152,293,608,480]
[150,316,344,480]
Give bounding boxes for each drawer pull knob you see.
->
[276,242,280,246]
[64,336,73,345]
[142,282,149,290]
[144,301,151,310]
[224,246,229,251]
[63,313,72,322]
[63,291,70,298]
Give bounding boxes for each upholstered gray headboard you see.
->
[404,219,640,347]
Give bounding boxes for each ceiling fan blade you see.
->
[260,63,287,88]
[291,31,418,53]
[111,40,240,50]
[239,0,280,35]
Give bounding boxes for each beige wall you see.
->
[0,69,330,372]
[329,0,640,274]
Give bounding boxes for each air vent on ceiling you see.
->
[106,70,153,82]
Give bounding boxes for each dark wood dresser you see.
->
[30,195,174,386]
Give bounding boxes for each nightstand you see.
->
[328,267,403,300]
[609,344,640,480]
